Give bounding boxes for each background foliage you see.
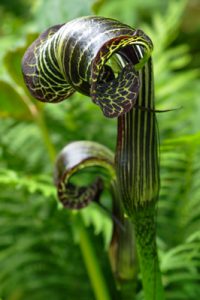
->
[0,0,200,299]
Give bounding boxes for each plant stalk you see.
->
[115,57,165,299]
[35,110,57,165]
[74,215,111,300]
[133,206,164,300]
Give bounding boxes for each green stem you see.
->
[133,207,164,300]
[35,110,57,165]
[33,108,111,300]
[74,215,111,300]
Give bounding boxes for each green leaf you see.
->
[91,0,105,14]
[0,80,31,119]
[80,203,112,248]
[0,169,56,198]
[3,33,39,89]
[33,0,94,29]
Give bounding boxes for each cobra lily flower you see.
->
[22,16,165,300]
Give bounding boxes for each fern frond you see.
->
[0,187,97,300]
[161,232,200,300]
[0,120,51,173]
[0,168,112,249]
[0,169,55,197]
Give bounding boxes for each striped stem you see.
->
[116,58,159,212]
[109,181,138,299]
[116,58,165,300]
